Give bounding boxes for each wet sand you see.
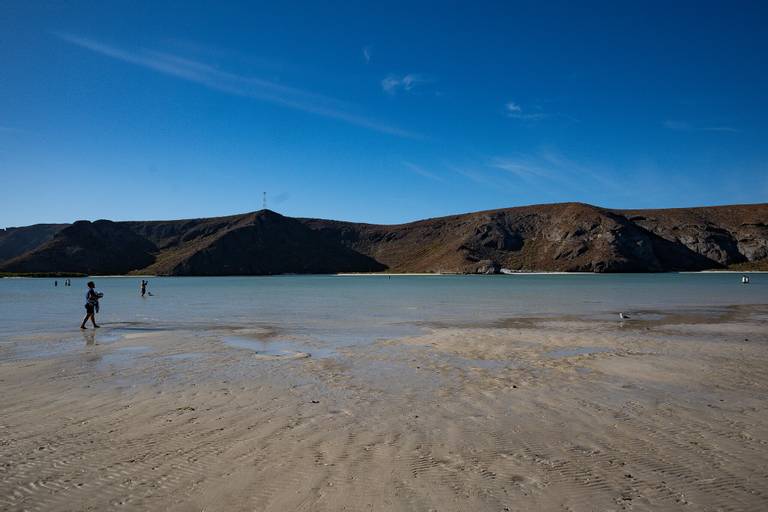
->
[1,306,768,511]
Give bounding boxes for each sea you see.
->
[0,273,765,346]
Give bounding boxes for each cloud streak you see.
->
[55,33,420,139]
[0,125,24,134]
[664,120,740,133]
[382,73,430,95]
[403,162,444,182]
[449,165,512,189]
[490,157,549,178]
[505,101,549,120]
[488,147,630,200]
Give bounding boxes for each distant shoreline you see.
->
[0,272,87,278]
[337,270,768,276]
[3,270,766,279]
[335,271,596,276]
[680,270,768,274]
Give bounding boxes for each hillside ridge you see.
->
[1,203,766,275]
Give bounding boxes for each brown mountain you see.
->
[1,211,384,276]
[302,202,768,273]
[618,205,768,268]
[0,220,157,275]
[0,224,67,262]
[125,210,385,275]
[1,203,766,275]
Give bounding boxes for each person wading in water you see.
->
[80,281,103,329]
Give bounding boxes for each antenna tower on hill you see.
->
[262,191,267,210]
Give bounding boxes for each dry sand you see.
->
[1,305,768,511]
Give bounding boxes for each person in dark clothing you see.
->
[80,281,103,329]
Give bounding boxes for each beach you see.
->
[1,275,767,511]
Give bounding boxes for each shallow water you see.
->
[222,336,333,359]
[96,345,153,368]
[0,274,766,351]
[546,346,615,358]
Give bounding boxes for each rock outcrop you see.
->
[619,205,768,268]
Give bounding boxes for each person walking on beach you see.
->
[80,281,103,329]
[140,279,147,297]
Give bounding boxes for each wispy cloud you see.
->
[535,147,624,194]
[403,162,444,182]
[55,32,420,139]
[382,73,430,95]
[505,101,549,120]
[449,165,510,188]
[489,147,629,200]
[664,120,740,133]
[491,156,549,178]
[362,46,371,63]
[0,125,24,134]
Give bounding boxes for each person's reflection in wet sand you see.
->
[81,329,103,365]
[81,329,96,347]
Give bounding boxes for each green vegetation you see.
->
[728,261,768,271]
[0,272,87,278]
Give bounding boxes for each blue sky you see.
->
[1,1,767,227]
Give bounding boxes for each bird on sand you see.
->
[619,312,630,320]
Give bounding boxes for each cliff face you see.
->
[1,203,766,275]
[618,205,768,268]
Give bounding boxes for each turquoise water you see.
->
[0,274,766,343]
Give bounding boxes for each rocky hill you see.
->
[0,211,384,276]
[1,203,766,275]
[1,220,157,275]
[0,224,67,262]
